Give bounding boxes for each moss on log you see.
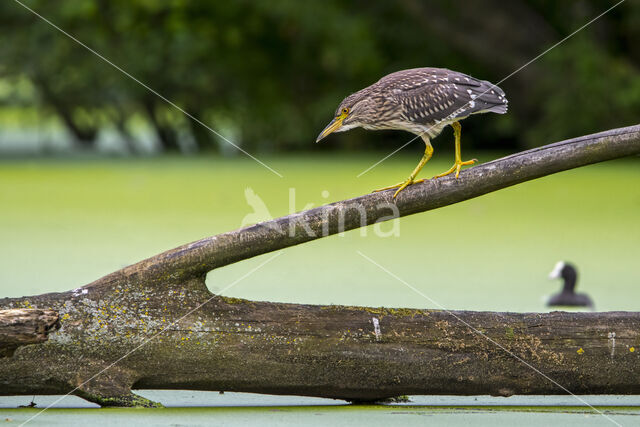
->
[1,125,639,406]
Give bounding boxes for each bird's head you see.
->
[316,91,372,142]
[548,260,578,292]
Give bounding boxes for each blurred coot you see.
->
[547,261,594,309]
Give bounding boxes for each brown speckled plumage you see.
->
[317,67,508,198]
[334,67,507,139]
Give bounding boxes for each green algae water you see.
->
[1,393,639,426]
[1,154,638,310]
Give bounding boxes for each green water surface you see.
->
[1,154,638,310]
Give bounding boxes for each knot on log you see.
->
[0,308,61,357]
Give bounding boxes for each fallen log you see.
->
[1,125,639,407]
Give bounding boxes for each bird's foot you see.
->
[433,159,477,179]
[373,178,424,199]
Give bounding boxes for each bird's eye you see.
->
[341,108,349,115]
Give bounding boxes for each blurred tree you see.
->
[0,0,638,154]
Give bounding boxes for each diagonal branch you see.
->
[92,124,640,289]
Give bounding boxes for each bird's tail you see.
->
[473,80,508,114]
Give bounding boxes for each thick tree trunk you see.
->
[1,125,639,406]
[142,97,182,153]
[32,76,98,148]
[2,289,640,406]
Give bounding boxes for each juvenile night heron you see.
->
[316,67,508,198]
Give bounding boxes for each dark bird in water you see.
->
[547,261,594,309]
[316,67,508,198]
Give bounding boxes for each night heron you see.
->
[316,67,508,198]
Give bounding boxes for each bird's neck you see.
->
[562,273,577,293]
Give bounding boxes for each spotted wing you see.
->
[380,68,507,125]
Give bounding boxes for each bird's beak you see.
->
[316,117,344,143]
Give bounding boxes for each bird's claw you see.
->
[433,158,477,179]
[374,178,425,199]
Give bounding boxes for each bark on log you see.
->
[1,125,639,407]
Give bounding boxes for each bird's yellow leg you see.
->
[374,137,433,198]
[433,121,477,179]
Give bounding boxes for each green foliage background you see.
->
[0,0,638,154]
